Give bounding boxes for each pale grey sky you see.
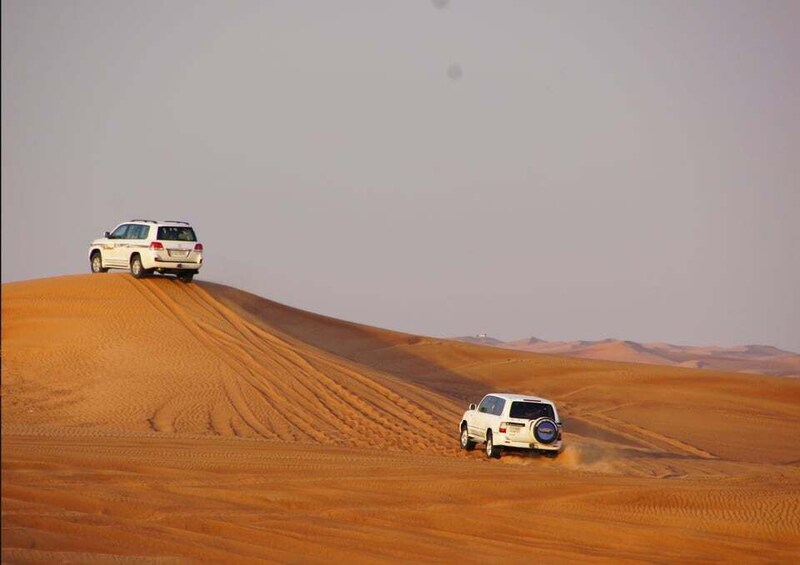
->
[3,0,799,351]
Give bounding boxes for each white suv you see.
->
[88,220,204,282]
[459,393,563,459]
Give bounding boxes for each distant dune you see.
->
[3,275,800,561]
[454,335,800,378]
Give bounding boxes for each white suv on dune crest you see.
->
[88,220,204,282]
[460,393,563,459]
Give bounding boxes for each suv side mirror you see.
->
[468,403,476,411]
[104,231,110,238]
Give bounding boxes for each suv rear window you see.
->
[157,226,196,242]
[509,402,555,420]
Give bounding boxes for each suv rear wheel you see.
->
[130,255,147,279]
[485,431,501,459]
[177,272,194,283]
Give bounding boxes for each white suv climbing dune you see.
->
[88,220,204,282]
[459,393,563,459]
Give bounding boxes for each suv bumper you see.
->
[142,254,202,271]
[499,435,561,452]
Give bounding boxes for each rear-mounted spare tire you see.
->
[533,418,558,445]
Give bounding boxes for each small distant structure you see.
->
[477,333,488,339]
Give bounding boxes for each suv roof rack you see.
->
[130,219,157,223]
[163,220,191,225]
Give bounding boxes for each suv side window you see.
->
[479,395,505,416]
[129,225,149,239]
[492,397,506,416]
[477,396,493,414]
[109,225,130,239]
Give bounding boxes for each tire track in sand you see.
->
[569,408,716,460]
[129,278,457,453]
[127,278,298,442]
[184,283,458,450]
[187,284,458,438]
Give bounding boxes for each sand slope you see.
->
[3,275,800,562]
[2,275,459,451]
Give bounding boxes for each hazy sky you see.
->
[3,0,799,351]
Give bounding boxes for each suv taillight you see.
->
[499,423,508,433]
[150,242,164,250]
[194,243,204,251]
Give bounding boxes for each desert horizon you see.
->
[3,274,800,562]
[454,334,800,378]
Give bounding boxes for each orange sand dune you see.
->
[3,275,800,562]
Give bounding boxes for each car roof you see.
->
[126,219,193,226]
[484,393,554,404]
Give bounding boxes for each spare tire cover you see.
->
[533,418,558,444]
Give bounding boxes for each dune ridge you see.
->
[3,275,800,561]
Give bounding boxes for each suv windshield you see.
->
[157,226,196,242]
[509,402,555,420]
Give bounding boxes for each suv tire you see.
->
[460,424,476,451]
[177,272,194,283]
[485,431,501,459]
[90,252,108,273]
[130,255,147,279]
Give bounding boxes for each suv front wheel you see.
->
[90,252,108,273]
[460,424,475,451]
